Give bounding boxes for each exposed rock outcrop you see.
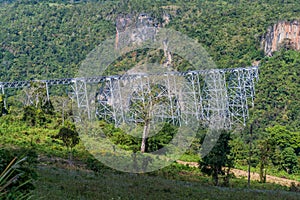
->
[115,12,172,67]
[262,20,300,56]
[115,13,159,48]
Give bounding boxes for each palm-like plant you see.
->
[0,156,32,200]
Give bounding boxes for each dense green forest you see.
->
[1,0,300,81]
[0,0,300,199]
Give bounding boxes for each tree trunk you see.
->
[223,167,231,187]
[141,120,150,153]
[212,167,219,186]
[263,168,267,183]
[67,147,73,165]
[259,163,266,183]
[141,100,153,153]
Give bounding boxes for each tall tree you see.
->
[199,130,234,186]
[129,83,170,153]
[54,120,80,162]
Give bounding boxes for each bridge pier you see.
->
[0,84,6,110]
[70,79,91,120]
[45,82,50,102]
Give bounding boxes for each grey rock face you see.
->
[262,20,300,56]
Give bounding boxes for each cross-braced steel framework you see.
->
[0,66,258,128]
[96,66,259,128]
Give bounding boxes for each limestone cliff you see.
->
[115,13,159,48]
[115,12,172,67]
[262,20,300,56]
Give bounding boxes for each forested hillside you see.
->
[0,0,300,199]
[1,0,300,81]
[1,0,299,142]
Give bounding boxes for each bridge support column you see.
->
[202,70,230,129]
[244,67,258,108]
[228,69,249,126]
[0,84,6,110]
[45,82,50,102]
[70,79,91,120]
[96,78,114,122]
[179,72,203,126]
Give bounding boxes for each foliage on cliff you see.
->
[253,50,300,131]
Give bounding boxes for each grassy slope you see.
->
[1,116,299,199]
[33,165,300,200]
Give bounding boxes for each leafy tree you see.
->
[256,137,275,183]
[54,120,80,161]
[129,83,171,153]
[199,130,234,186]
[22,106,38,126]
[147,123,177,152]
[22,106,47,127]
[266,125,300,154]
[281,147,299,174]
[109,130,140,152]
[41,99,54,115]
[229,134,248,166]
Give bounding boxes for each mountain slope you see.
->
[2,0,300,81]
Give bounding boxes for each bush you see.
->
[85,156,110,175]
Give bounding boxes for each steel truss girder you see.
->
[0,66,258,89]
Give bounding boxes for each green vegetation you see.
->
[245,50,300,183]
[0,148,37,199]
[53,120,80,161]
[0,0,300,199]
[2,0,300,82]
[199,130,233,186]
[32,164,299,200]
